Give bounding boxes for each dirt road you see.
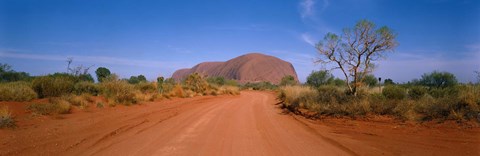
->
[1,91,479,155]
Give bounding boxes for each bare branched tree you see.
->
[66,58,94,76]
[315,20,398,96]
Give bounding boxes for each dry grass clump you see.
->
[278,86,318,113]
[217,86,240,95]
[0,105,15,128]
[279,84,480,122]
[27,98,72,115]
[0,82,37,101]
[99,80,137,105]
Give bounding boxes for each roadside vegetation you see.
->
[0,61,241,128]
[279,19,480,123]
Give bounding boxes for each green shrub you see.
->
[382,85,406,100]
[32,75,75,98]
[74,81,100,95]
[306,70,334,88]
[243,82,277,90]
[316,85,346,104]
[0,105,15,128]
[428,87,459,98]
[27,99,71,115]
[408,86,427,99]
[99,80,137,105]
[0,82,37,101]
[368,93,395,115]
[280,75,297,86]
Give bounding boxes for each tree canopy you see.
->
[315,19,398,95]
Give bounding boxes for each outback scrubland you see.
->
[0,63,240,128]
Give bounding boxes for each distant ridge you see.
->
[171,53,298,84]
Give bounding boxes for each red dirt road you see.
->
[1,91,479,155]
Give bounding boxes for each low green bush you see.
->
[408,86,427,99]
[74,81,100,95]
[0,82,37,101]
[382,85,406,100]
[243,81,277,90]
[32,75,75,98]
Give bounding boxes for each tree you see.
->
[0,63,31,82]
[128,76,140,84]
[315,19,398,95]
[362,74,378,87]
[137,75,147,82]
[306,70,334,88]
[384,78,395,85]
[280,75,297,86]
[418,71,458,88]
[333,78,345,86]
[95,67,111,82]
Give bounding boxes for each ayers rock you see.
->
[172,53,298,84]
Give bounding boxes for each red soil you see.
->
[1,91,479,155]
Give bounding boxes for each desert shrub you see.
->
[368,93,394,115]
[428,86,459,98]
[382,85,406,100]
[0,82,37,101]
[278,86,318,112]
[362,74,378,87]
[218,86,240,95]
[135,82,156,93]
[306,70,334,88]
[32,75,75,98]
[280,75,297,86]
[99,80,137,105]
[207,76,226,86]
[95,67,111,82]
[64,95,89,109]
[168,84,185,98]
[384,78,395,85]
[0,63,31,82]
[184,73,209,94]
[0,105,15,128]
[96,102,104,108]
[243,82,277,90]
[161,78,176,94]
[408,86,427,99]
[418,71,458,88]
[393,100,417,121]
[316,85,347,104]
[127,75,147,84]
[74,81,100,95]
[28,99,71,115]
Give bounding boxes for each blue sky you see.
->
[0,0,479,83]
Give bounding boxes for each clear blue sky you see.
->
[1,0,479,83]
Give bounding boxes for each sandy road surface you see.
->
[1,91,479,156]
[1,91,353,155]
